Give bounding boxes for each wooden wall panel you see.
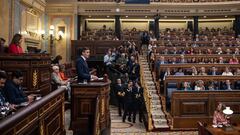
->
[171,91,240,129]
[0,54,51,96]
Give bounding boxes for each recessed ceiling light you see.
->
[116,8,120,12]
[126,16,128,18]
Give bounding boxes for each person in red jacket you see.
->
[8,34,24,54]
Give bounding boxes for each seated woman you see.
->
[174,68,184,76]
[190,66,198,76]
[59,64,70,81]
[51,66,71,100]
[8,34,24,54]
[194,80,205,91]
[213,103,228,126]
[181,82,192,91]
[198,67,207,75]
[222,67,233,76]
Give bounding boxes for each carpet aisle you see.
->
[110,105,198,135]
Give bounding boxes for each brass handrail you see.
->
[139,56,154,131]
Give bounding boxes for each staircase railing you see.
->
[93,96,100,135]
[139,58,154,131]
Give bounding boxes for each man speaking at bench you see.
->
[76,47,98,83]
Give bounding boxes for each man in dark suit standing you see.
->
[122,80,134,123]
[76,47,98,83]
[132,81,144,123]
[115,78,125,116]
[129,59,140,82]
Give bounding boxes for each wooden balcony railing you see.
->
[77,0,240,3]
[139,57,154,131]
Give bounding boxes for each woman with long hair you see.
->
[213,103,228,126]
[8,34,24,54]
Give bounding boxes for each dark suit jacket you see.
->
[123,88,133,104]
[3,80,28,104]
[115,84,125,94]
[0,90,7,106]
[76,56,91,82]
[132,86,143,103]
[129,63,140,80]
[208,71,221,75]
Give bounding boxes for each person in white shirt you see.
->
[194,80,205,91]
[104,49,114,66]
[222,67,233,76]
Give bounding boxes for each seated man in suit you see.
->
[0,70,16,111]
[76,47,98,83]
[3,70,34,105]
[208,66,221,75]
[221,80,233,90]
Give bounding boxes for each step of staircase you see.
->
[144,75,152,78]
[152,113,166,120]
[151,100,161,105]
[154,122,169,129]
[152,104,162,109]
[139,54,170,131]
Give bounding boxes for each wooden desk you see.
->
[206,124,240,135]
[70,81,111,135]
[0,54,51,96]
[171,91,240,129]
[0,88,65,135]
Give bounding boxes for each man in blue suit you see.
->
[76,47,98,83]
[3,70,34,104]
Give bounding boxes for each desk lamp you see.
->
[223,107,234,131]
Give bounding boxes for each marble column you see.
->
[115,15,121,40]
[77,15,81,40]
[187,21,193,32]
[235,15,240,38]
[193,16,199,40]
[154,16,160,40]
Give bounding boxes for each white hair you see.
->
[52,65,59,70]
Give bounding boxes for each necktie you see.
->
[84,60,88,68]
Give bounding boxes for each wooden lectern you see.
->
[70,80,111,135]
